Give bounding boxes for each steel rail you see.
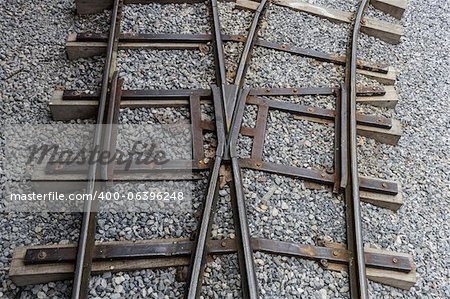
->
[71,1,123,298]
[344,0,370,298]
[46,1,380,298]
[185,1,268,298]
[225,1,267,298]
[217,11,271,288]
[182,1,229,297]
[229,88,259,299]
[101,71,123,180]
[210,0,231,126]
[230,0,268,113]
[184,87,225,299]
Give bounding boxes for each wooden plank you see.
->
[31,159,204,195]
[49,90,212,120]
[75,0,112,15]
[360,17,404,44]
[303,182,403,210]
[293,115,402,145]
[358,66,398,85]
[357,119,402,145]
[53,88,402,145]
[66,40,202,60]
[325,243,416,290]
[370,0,407,19]
[54,93,402,146]
[9,241,190,286]
[357,86,399,108]
[49,90,97,120]
[236,0,260,10]
[66,42,105,60]
[360,187,403,211]
[11,240,415,288]
[237,0,404,44]
[67,35,395,78]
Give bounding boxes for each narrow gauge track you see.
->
[10,0,416,298]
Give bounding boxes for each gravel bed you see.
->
[263,111,334,170]
[243,170,345,245]
[218,2,253,36]
[365,4,401,24]
[224,42,245,84]
[247,48,381,89]
[255,252,350,298]
[73,10,111,34]
[202,254,242,299]
[117,49,215,90]
[0,0,449,298]
[122,3,210,35]
[247,48,343,88]
[263,5,350,56]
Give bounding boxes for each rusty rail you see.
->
[11,1,415,298]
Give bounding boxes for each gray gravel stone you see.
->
[122,3,210,35]
[263,5,350,56]
[117,49,215,90]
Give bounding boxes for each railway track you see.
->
[9,0,416,298]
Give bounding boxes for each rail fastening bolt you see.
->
[38,251,47,260]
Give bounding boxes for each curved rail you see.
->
[343,0,370,298]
